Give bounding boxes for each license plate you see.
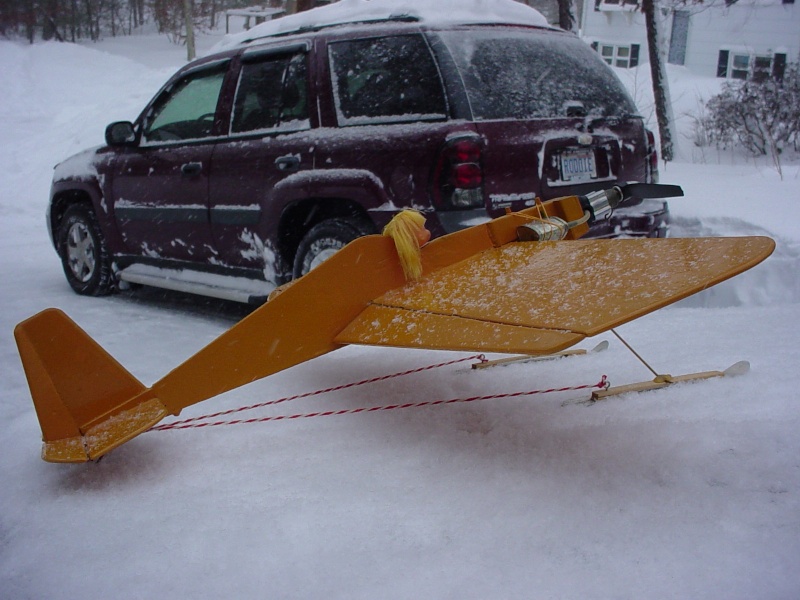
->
[560,150,597,182]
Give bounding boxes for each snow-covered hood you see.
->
[53,145,102,182]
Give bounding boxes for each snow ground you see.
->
[1,24,800,600]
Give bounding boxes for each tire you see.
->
[292,217,373,279]
[57,204,115,296]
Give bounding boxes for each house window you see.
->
[593,43,640,68]
[731,53,751,80]
[752,56,773,82]
[717,50,787,81]
[594,0,639,11]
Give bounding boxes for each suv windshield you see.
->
[437,28,638,120]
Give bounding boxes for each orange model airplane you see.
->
[14,184,775,463]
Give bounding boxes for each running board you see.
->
[118,264,274,304]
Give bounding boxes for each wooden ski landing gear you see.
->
[591,361,750,401]
[473,336,750,403]
[587,328,751,401]
[472,341,609,370]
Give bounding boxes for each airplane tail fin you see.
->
[14,308,168,463]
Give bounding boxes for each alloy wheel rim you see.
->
[66,222,96,283]
[308,247,340,272]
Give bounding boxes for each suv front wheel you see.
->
[293,217,373,279]
[57,204,115,296]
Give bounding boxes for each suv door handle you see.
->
[275,155,301,172]
[181,162,203,176]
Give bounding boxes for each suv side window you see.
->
[328,34,447,125]
[142,63,227,143]
[231,51,310,134]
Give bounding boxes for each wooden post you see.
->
[183,0,196,62]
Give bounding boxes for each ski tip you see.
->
[723,360,750,377]
[592,340,610,353]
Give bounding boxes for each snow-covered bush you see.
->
[704,64,800,158]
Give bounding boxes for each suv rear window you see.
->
[329,34,448,125]
[438,29,638,120]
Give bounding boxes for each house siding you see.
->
[581,0,799,78]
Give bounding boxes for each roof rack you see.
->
[239,14,421,45]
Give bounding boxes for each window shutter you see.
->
[717,50,729,78]
[773,53,787,81]
[630,44,640,68]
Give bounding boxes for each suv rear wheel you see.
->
[293,217,373,279]
[58,204,114,296]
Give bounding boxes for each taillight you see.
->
[433,134,484,209]
[452,163,482,188]
[451,139,481,164]
[646,129,659,183]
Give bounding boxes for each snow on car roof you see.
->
[212,0,550,52]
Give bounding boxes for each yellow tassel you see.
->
[382,210,430,281]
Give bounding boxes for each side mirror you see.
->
[105,121,137,147]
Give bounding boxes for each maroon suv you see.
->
[48,14,668,303]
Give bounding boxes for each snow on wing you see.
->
[335,237,776,353]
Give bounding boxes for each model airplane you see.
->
[14,184,775,463]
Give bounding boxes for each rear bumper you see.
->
[584,199,670,239]
[434,198,670,239]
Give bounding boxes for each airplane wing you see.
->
[337,236,775,354]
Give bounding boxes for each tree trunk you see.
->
[642,0,676,162]
[84,0,94,40]
[295,0,314,13]
[557,0,577,32]
[94,0,104,41]
[110,0,116,36]
[24,0,37,43]
[71,0,77,40]
[183,0,195,61]
[131,0,141,28]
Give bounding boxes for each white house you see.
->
[580,0,799,80]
